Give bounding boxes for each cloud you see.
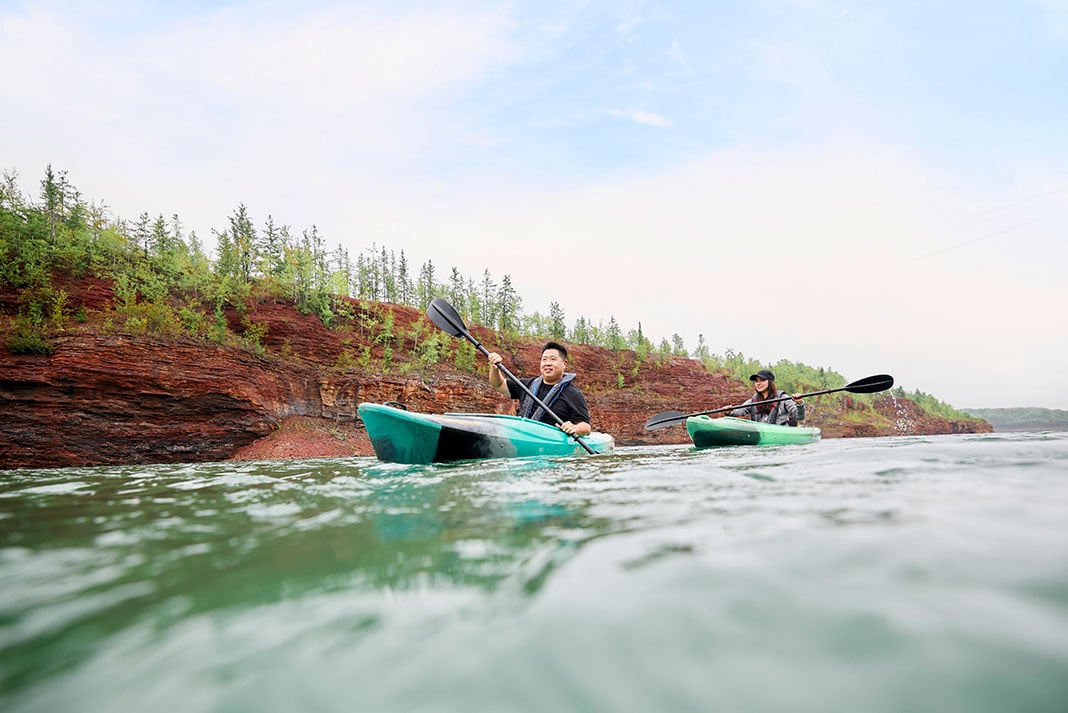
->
[604,109,673,127]
[2,1,1065,408]
[0,1,518,240]
[383,137,1066,407]
[1,3,515,162]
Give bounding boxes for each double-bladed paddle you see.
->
[426,297,597,455]
[643,374,895,431]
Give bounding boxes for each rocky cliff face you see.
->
[0,283,991,469]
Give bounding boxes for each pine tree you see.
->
[671,333,687,356]
[571,316,591,344]
[380,246,396,302]
[397,250,412,304]
[258,215,285,277]
[448,267,465,316]
[480,269,497,328]
[227,204,257,283]
[606,315,623,350]
[417,260,436,308]
[549,301,566,340]
[133,212,152,257]
[39,164,61,244]
[497,274,521,333]
[693,333,710,361]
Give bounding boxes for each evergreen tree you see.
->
[606,315,623,350]
[150,214,170,257]
[466,277,482,325]
[671,333,687,356]
[693,333,710,361]
[133,212,152,257]
[497,274,521,333]
[380,246,396,302]
[170,213,184,245]
[396,250,412,304]
[331,244,352,296]
[306,225,327,292]
[258,215,285,277]
[480,269,497,328]
[448,267,465,316]
[571,316,591,344]
[549,301,566,340]
[213,227,238,279]
[39,164,61,244]
[417,260,436,308]
[228,204,257,283]
[355,251,372,299]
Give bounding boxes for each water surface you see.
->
[2,432,1067,712]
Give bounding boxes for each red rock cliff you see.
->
[0,285,991,469]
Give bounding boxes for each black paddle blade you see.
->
[845,374,894,394]
[644,411,689,431]
[426,298,465,337]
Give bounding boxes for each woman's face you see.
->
[753,377,770,394]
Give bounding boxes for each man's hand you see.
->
[558,421,591,437]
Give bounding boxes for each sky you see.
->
[2,0,1066,409]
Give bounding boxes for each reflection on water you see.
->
[2,433,1068,712]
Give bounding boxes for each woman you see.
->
[724,369,805,426]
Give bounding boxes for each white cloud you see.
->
[380,139,1066,408]
[605,108,673,127]
[2,1,1066,410]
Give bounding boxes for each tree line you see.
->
[0,166,693,357]
[0,165,975,418]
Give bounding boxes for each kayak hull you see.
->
[357,402,614,464]
[686,416,821,448]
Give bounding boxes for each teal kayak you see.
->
[357,402,615,464]
[686,416,821,448]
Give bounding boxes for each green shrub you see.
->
[7,322,54,355]
[118,301,183,336]
[454,340,476,372]
[335,349,357,371]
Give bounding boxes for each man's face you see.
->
[540,349,566,383]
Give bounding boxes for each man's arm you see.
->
[486,352,511,396]
[558,388,592,436]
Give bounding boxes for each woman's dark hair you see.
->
[754,379,777,414]
[543,341,568,360]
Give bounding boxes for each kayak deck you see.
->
[686,415,821,448]
[358,402,614,464]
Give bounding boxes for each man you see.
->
[487,341,592,437]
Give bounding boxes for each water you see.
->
[2,432,1067,713]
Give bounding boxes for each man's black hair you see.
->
[543,341,568,360]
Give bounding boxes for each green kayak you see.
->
[686,416,821,448]
[357,402,615,464]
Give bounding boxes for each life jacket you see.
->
[518,373,577,422]
[746,390,794,425]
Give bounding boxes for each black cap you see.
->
[749,369,774,382]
